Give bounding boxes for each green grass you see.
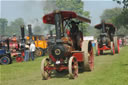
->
[0,46,128,85]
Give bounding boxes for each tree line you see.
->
[100,0,128,36]
[1,0,127,37]
[0,0,90,36]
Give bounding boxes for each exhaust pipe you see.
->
[20,25,25,43]
[28,24,33,42]
[6,38,10,51]
[50,30,53,37]
[20,25,25,49]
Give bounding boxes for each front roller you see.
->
[82,40,94,71]
[41,58,51,80]
[114,36,120,53]
[68,56,78,79]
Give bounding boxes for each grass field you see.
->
[0,46,128,85]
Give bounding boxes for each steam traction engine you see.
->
[26,25,47,57]
[0,38,12,65]
[95,21,120,56]
[9,26,25,62]
[40,10,94,79]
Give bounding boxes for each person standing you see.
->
[24,43,30,61]
[29,42,36,61]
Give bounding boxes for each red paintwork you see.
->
[21,51,25,57]
[73,53,83,62]
[43,11,91,24]
[49,54,56,62]
[43,11,77,24]
[9,42,19,49]
[42,11,92,75]
[117,39,120,53]
[48,52,84,71]
[4,60,7,62]
[16,56,24,62]
[95,23,116,30]
[44,65,68,71]
[98,45,111,50]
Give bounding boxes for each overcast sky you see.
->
[0,0,122,25]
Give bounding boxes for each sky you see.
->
[0,0,122,25]
[83,0,122,25]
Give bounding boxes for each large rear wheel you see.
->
[114,36,120,53]
[96,42,100,56]
[0,56,10,65]
[68,56,78,79]
[82,40,94,71]
[111,42,115,55]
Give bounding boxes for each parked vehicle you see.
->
[0,39,12,65]
[26,25,47,57]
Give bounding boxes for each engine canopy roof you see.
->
[43,10,91,24]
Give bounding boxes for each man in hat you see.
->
[29,42,35,61]
[24,42,30,61]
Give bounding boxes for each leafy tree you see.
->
[86,26,100,38]
[116,26,128,35]
[114,9,128,28]
[113,0,128,29]
[0,18,8,35]
[114,0,128,9]
[6,18,25,36]
[100,7,122,27]
[43,0,90,36]
[56,0,90,35]
[101,7,128,35]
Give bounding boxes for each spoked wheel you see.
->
[34,48,42,57]
[68,56,78,79]
[114,36,120,53]
[96,42,100,56]
[16,56,24,62]
[82,40,94,71]
[40,48,45,56]
[0,56,10,65]
[41,58,51,80]
[111,42,115,55]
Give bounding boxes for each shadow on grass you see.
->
[122,64,128,66]
[102,53,113,55]
[49,69,91,79]
[43,70,69,79]
[95,52,113,56]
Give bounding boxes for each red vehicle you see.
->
[40,10,94,79]
[9,26,25,62]
[9,37,24,62]
[95,21,120,56]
